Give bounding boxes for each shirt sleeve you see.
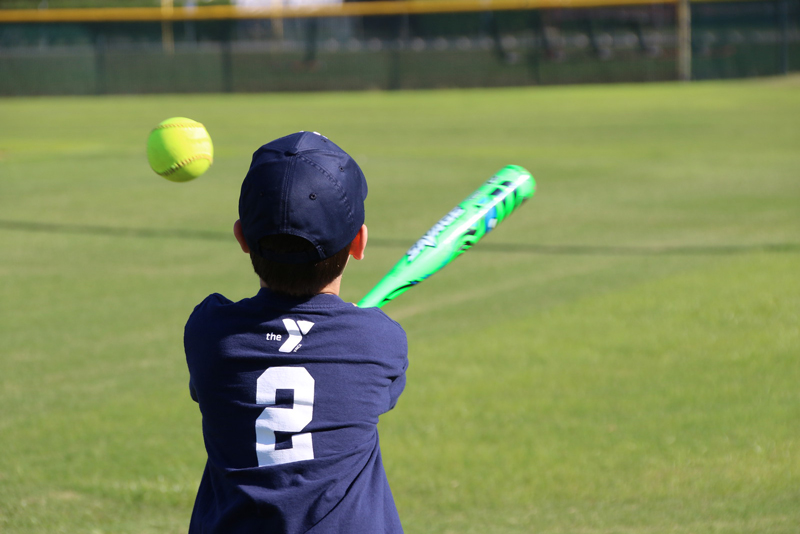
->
[189,379,198,403]
[387,372,406,411]
[374,309,408,412]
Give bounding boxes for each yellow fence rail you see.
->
[0,0,754,23]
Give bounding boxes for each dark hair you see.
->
[250,234,351,297]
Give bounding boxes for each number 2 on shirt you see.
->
[255,366,315,466]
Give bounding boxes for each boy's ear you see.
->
[349,224,368,260]
[233,219,250,254]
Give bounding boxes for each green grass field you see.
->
[1,77,799,533]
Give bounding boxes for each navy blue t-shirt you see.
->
[184,288,408,533]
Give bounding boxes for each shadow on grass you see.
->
[1,219,799,256]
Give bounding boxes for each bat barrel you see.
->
[358,165,535,309]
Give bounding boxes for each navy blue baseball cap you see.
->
[239,131,368,263]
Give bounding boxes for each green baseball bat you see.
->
[358,165,536,308]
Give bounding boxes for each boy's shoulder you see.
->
[195,292,233,309]
[184,289,407,373]
[186,290,404,337]
[185,292,234,327]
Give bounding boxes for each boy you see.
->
[184,131,408,533]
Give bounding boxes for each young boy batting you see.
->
[184,131,409,533]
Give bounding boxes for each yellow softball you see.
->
[147,117,213,182]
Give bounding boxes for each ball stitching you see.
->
[157,153,213,177]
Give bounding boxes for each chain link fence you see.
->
[0,1,797,95]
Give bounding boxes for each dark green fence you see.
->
[0,1,797,95]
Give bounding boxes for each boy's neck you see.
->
[259,276,342,297]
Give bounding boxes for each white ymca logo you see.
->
[267,318,314,353]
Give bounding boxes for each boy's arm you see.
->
[388,372,406,411]
[189,379,199,403]
[386,324,409,411]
